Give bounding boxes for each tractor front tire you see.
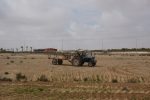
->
[88,61,95,67]
[52,58,57,65]
[72,59,80,66]
[93,62,96,66]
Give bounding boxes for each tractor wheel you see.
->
[52,58,57,65]
[80,62,84,66]
[88,62,94,67]
[93,62,96,66]
[58,59,63,65]
[72,59,80,66]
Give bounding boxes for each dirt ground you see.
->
[0,53,150,100]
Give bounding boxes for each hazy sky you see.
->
[0,0,150,50]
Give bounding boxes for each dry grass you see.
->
[0,82,149,100]
[0,53,150,83]
[0,53,150,99]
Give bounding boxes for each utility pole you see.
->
[136,39,138,55]
[16,48,18,52]
[102,39,103,51]
[24,41,26,52]
[100,39,103,51]
[61,39,63,51]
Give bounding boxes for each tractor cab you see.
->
[72,50,97,67]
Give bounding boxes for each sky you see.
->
[0,0,150,50]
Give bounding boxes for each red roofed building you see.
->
[44,48,57,52]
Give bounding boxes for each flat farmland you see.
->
[0,53,150,100]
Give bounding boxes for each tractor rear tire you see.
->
[58,59,63,65]
[52,58,57,65]
[72,59,80,66]
[88,61,95,67]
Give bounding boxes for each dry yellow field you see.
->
[0,53,150,100]
[0,53,150,83]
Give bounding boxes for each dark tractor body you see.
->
[71,51,96,67]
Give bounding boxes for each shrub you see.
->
[0,77,12,82]
[10,60,14,63]
[96,75,101,82]
[4,72,9,75]
[38,88,44,92]
[130,96,137,100]
[122,87,129,92]
[15,87,44,94]
[16,73,27,81]
[20,61,23,63]
[37,75,49,82]
[73,78,80,82]
[83,77,89,82]
[6,56,10,59]
[112,79,118,83]
[127,78,140,83]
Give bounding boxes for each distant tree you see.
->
[122,48,127,51]
[1,48,6,52]
[21,46,23,52]
[0,48,3,51]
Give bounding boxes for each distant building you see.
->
[44,48,57,52]
[34,48,57,53]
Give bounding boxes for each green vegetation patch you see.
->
[14,87,45,95]
[16,73,27,81]
[0,77,12,82]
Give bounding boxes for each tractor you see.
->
[50,50,97,67]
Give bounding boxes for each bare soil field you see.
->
[0,53,150,100]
